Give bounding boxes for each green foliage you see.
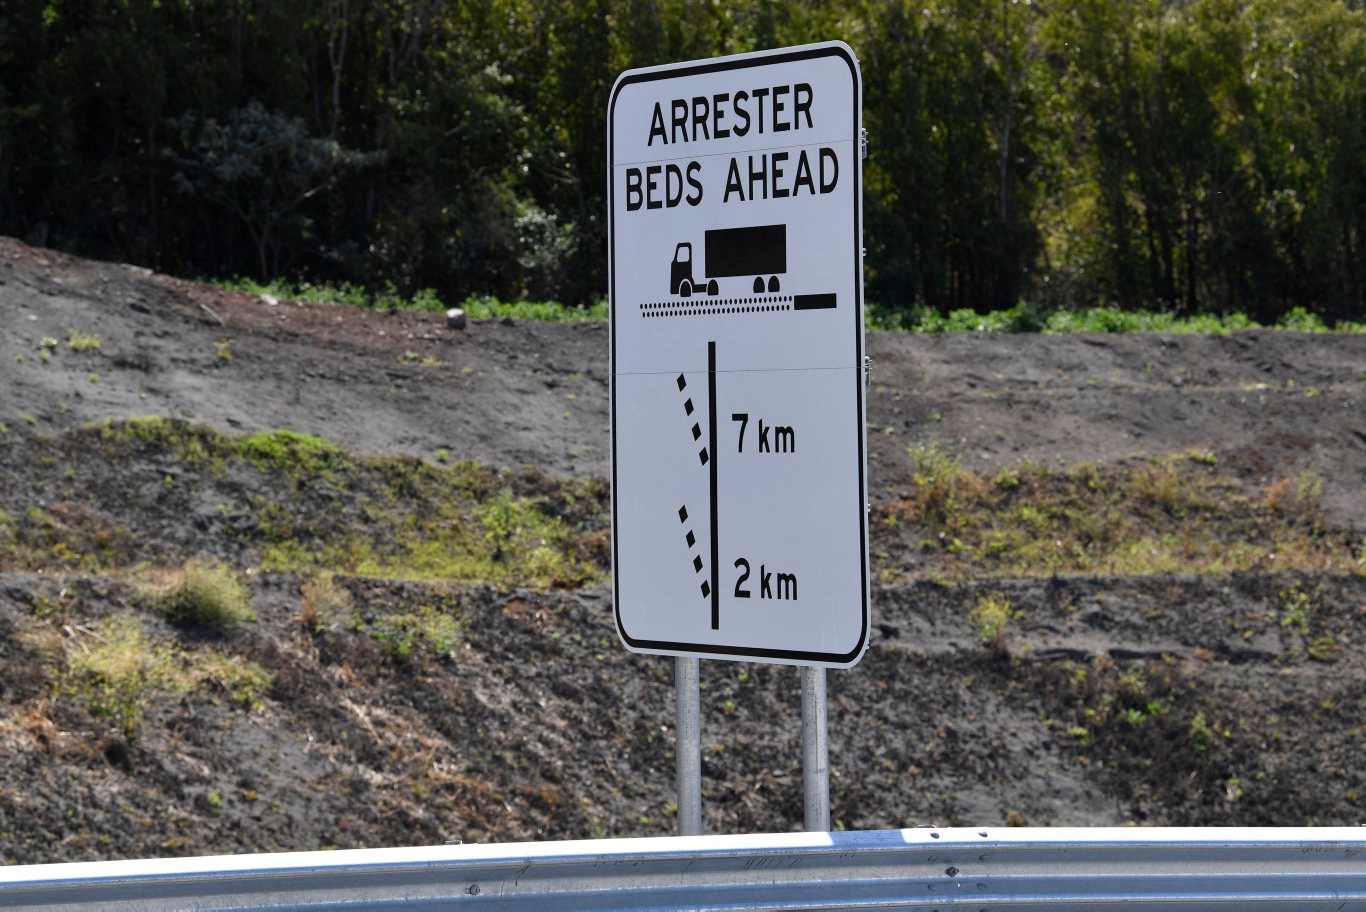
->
[95,416,221,470]
[66,329,102,351]
[4,0,1359,321]
[1278,584,1319,634]
[350,599,463,662]
[967,593,1020,652]
[54,615,273,741]
[213,281,608,323]
[56,617,189,741]
[865,303,1363,335]
[136,560,254,629]
[70,419,610,588]
[908,437,963,487]
[193,650,275,709]
[860,0,1046,312]
[907,437,965,527]
[239,430,345,477]
[1189,711,1214,752]
[219,277,448,314]
[165,101,373,280]
[1277,307,1330,333]
[0,502,135,573]
[460,296,609,323]
[868,302,1045,334]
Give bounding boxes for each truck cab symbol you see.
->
[670,243,718,298]
[671,224,787,297]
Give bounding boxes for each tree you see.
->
[857,0,1043,312]
[166,101,369,280]
[1245,0,1366,319]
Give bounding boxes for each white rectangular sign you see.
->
[608,42,869,668]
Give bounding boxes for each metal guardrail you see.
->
[3,826,1365,910]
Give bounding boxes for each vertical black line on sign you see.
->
[708,340,719,631]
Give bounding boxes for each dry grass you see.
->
[300,572,353,631]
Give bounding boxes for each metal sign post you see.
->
[800,666,830,831]
[675,656,703,836]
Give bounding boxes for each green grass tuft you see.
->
[967,592,1020,652]
[51,614,273,740]
[57,616,189,740]
[136,559,254,629]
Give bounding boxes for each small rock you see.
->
[446,308,467,330]
[260,294,279,306]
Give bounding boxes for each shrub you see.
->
[137,559,253,629]
[907,437,965,524]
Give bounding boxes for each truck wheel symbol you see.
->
[768,276,780,293]
[679,278,693,298]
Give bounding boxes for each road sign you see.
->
[609,42,869,668]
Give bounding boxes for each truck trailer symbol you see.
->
[671,224,787,297]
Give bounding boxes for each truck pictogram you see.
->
[670,224,787,297]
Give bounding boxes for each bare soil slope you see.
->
[2,237,1365,864]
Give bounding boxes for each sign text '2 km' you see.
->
[609,42,870,668]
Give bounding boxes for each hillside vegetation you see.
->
[1,241,1364,863]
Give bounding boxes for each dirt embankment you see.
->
[1,236,1365,864]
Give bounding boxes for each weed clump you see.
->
[907,437,966,525]
[66,329,102,351]
[52,614,273,740]
[56,617,189,740]
[350,598,462,662]
[967,592,1020,654]
[137,559,254,629]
